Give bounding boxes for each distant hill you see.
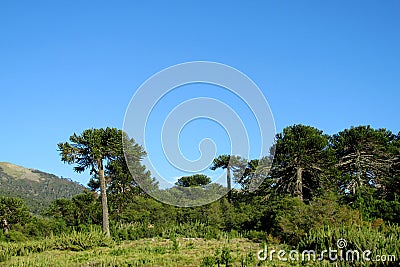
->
[0,162,86,214]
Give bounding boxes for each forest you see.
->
[0,124,399,266]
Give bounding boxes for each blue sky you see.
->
[0,1,399,186]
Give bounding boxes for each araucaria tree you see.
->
[175,174,211,187]
[235,156,273,193]
[331,125,394,196]
[210,155,246,202]
[271,124,335,202]
[88,134,157,221]
[211,155,233,202]
[58,127,123,237]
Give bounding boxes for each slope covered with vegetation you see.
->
[0,162,85,213]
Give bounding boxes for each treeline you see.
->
[0,124,399,264]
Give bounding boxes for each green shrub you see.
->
[242,230,266,242]
[355,195,400,224]
[5,230,28,242]
[220,246,233,266]
[21,216,67,238]
[56,228,114,251]
[201,256,217,267]
[0,230,5,242]
[170,235,179,251]
[273,194,361,245]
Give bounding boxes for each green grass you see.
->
[2,237,261,266]
[3,237,389,266]
[1,225,398,266]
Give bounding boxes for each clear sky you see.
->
[0,1,399,186]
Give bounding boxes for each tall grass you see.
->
[110,220,243,241]
[299,221,400,263]
[0,227,113,262]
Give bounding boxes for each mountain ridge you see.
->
[0,162,86,214]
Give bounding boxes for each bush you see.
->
[22,217,67,238]
[355,195,400,224]
[5,230,28,242]
[55,228,114,251]
[201,256,216,267]
[272,193,361,245]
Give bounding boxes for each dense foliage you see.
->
[175,174,212,187]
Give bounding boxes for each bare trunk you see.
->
[227,165,232,203]
[295,167,303,202]
[355,151,362,195]
[98,160,110,237]
[352,181,356,195]
[2,218,8,234]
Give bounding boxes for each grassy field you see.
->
[3,237,262,266]
[3,236,397,266]
[2,225,397,266]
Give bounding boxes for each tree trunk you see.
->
[227,165,232,203]
[2,218,8,234]
[295,167,303,202]
[98,160,110,237]
[355,151,362,195]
